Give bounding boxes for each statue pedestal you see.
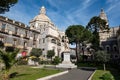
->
[56,51,77,68]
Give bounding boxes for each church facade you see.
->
[0,6,69,58]
[99,9,120,59]
[29,6,69,58]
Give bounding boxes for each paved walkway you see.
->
[49,68,94,80]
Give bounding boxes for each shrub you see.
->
[17,60,28,65]
[30,48,42,57]
[0,41,4,48]
[52,56,61,65]
[32,57,40,62]
[47,50,55,59]
[102,73,113,80]
[5,46,15,52]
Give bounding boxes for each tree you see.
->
[80,28,93,61]
[94,50,110,71]
[0,41,4,49]
[53,56,61,65]
[0,0,18,14]
[30,48,42,63]
[30,48,42,57]
[47,50,55,62]
[0,48,19,80]
[86,16,107,51]
[65,25,92,62]
[5,46,15,52]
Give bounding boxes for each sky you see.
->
[0,0,120,31]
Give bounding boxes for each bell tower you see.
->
[99,9,109,28]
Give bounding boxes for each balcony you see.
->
[23,36,29,40]
[0,29,8,34]
[12,34,20,37]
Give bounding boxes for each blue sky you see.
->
[1,0,120,31]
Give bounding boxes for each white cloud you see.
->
[106,0,120,13]
[46,0,96,28]
[82,0,95,9]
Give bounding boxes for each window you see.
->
[113,45,117,52]
[1,23,6,31]
[24,41,27,48]
[43,38,45,43]
[62,36,65,42]
[0,37,4,41]
[25,30,27,37]
[115,55,118,58]
[33,34,36,40]
[39,39,41,44]
[15,27,18,34]
[113,46,117,51]
[106,45,110,52]
[51,39,56,44]
[13,39,17,45]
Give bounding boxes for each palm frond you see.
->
[0,48,19,71]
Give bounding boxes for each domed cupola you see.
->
[30,6,51,23]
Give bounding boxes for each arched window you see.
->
[62,36,64,42]
[57,41,61,46]
[106,45,110,52]
[51,39,56,44]
[113,45,117,52]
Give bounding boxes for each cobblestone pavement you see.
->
[49,68,94,80]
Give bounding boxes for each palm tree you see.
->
[0,48,19,80]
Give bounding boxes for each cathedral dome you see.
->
[33,14,51,22]
[31,6,51,22]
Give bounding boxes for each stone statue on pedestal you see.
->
[56,50,77,68]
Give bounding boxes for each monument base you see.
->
[56,50,77,68]
[56,63,77,68]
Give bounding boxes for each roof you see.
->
[30,6,52,23]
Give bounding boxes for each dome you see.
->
[30,6,51,22]
[33,14,51,22]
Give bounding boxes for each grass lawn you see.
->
[92,70,113,80]
[77,62,120,80]
[0,65,62,80]
[92,68,120,80]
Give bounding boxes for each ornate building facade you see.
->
[99,9,120,59]
[0,16,40,54]
[29,6,69,58]
[0,6,69,58]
